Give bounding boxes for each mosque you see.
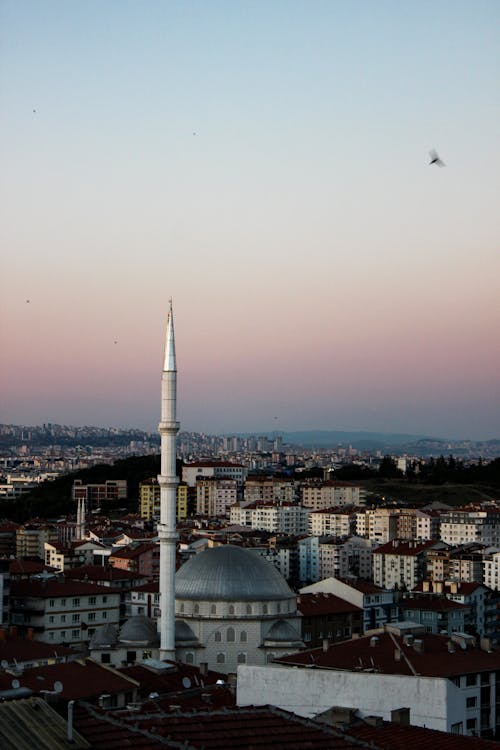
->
[90,305,303,673]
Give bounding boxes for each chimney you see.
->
[370,636,380,648]
[481,637,492,653]
[394,649,401,662]
[323,638,329,653]
[391,707,410,726]
[413,639,424,654]
[364,715,384,727]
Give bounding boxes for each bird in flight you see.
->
[429,149,445,167]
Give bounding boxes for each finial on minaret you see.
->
[163,301,176,372]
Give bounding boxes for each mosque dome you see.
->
[89,623,118,649]
[175,545,294,602]
[119,615,160,646]
[265,620,303,644]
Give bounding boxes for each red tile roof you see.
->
[400,597,467,612]
[11,580,121,597]
[373,540,436,556]
[65,565,145,582]
[348,720,500,749]
[18,658,139,701]
[297,593,362,616]
[276,632,500,678]
[0,634,78,666]
[75,703,374,749]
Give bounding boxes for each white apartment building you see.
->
[182,461,247,487]
[372,539,437,591]
[440,509,500,547]
[251,545,296,582]
[196,478,238,517]
[298,536,320,583]
[229,502,310,535]
[10,580,120,647]
[483,548,500,591]
[416,510,442,540]
[319,536,373,580]
[309,507,355,537]
[356,508,399,543]
[300,481,362,510]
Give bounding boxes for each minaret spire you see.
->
[158,301,179,660]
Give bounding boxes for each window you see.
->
[194,604,199,615]
[89,596,96,605]
[102,612,107,619]
[240,631,247,642]
[49,615,54,624]
[143,649,152,659]
[214,631,221,642]
[72,614,80,623]
[246,604,252,615]
[263,604,268,615]
[60,631,66,640]
[210,604,217,615]
[61,615,66,623]
[101,653,111,664]
[102,596,107,604]
[216,653,225,664]
[180,603,184,613]
[88,612,96,622]
[72,598,80,607]
[466,674,477,687]
[185,652,194,664]
[126,651,136,663]
[467,697,477,708]
[227,627,235,642]
[237,652,247,664]
[49,632,54,640]
[466,718,477,733]
[71,630,80,639]
[49,600,55,607]
[61,599,66,606]
[228,605,235,615]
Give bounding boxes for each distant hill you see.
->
[279,430,436,451]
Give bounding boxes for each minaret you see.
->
[158,301,179,660]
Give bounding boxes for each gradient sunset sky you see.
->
[1,1,499,440]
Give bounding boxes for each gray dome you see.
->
[119,615,160,645]
[265,620,302,643]
[175,545,294,602]
[89,623,118,648]
[175,619,199,644]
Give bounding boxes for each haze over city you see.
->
[1,1,499,440]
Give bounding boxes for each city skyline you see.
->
[1,1,499,440]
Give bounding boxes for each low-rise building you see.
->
[372,539,438,591]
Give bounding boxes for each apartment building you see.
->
[372,539,438,591]
[356,508,399,543]
[182,461,247,487]
[244,476,296,504]
[72,479,127,509]
[300,481,362,510]
[426,544,486,583]
[309,507,356,537]
[440,509,500,547]
[109,541,160,578]
[319,536,373,580]
[10,579,120,646]
[139,477,188,520]
[196,477,238,517]
[230,502,310,535]
[16,524,59,559]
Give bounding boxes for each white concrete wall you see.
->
[237,664,463,732]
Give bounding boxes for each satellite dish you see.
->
[11,679,20,690]
[1,659,8,669]
[53,681,64,694]
[182,677,191,689]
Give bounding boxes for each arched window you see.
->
[214,631,221,642]
[228,605,235,615]
[216,652,226,664]
[277,602,281,613]
[180,603,184,613]
[185,652,194,664]
[262,604,268,615]
[227,627,235,642]
[240,631,247,643]
[237,652,247,664]
[194,604,199,615]
[210,604,217,615]
[246,604,252,615]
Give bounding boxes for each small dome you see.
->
[176,545,294,602]
[265,620,302,643]
[175,619,199,644]
[89,623,118,648]
[119,615,160,645]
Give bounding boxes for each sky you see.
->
[1,1,499,440]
